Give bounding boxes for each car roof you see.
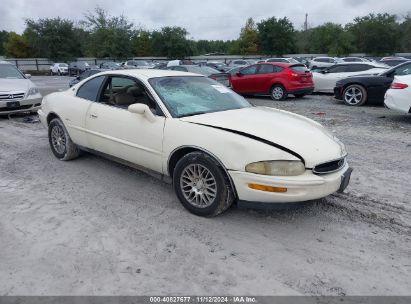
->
[94,69,203,80]
[256,62,299,68]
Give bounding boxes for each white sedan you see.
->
[38,70,352,216]
[50,63,69,75]
[313,63,387,93]
[384,75,411,114]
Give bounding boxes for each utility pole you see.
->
[304,13,308,31]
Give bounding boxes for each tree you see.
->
[346,13,400,55]
[3,32,33,58]
[238,18,259,55]
[24,18,84,60]
[82,7,134,58]
[151,26,193,58]
[257,17,295,55]
[305,23,353,55]
[132,30,153,56]
[399,14,411,52]
[0,30,10,55]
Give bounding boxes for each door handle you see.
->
[90,114,98,119]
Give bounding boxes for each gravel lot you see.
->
[0,76,410,295]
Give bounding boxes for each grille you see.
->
[313,158,345,174]
[0,104,36,112]
[0,92,25,100]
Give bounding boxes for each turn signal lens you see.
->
[245,160,305,176]
[390,82,408,89]
[248,184,288,193]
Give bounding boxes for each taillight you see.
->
[390,82,408,89]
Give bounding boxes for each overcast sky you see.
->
[1,0,410,40]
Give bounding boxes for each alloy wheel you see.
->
[51,125,66,154]
[180,164,217,208]
[344,87,363,105]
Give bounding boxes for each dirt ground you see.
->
[0,76,410,295]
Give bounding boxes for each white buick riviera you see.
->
[38,70,352,216]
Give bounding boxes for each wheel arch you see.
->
[167,145,238,198]
[46,112,61,125]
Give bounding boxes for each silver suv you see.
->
[0,61,42,115]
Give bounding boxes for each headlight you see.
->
[28,87,39,96]
[245,160,305,176]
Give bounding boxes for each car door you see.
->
[229,65,259,93]
[62,75,107,147]
[252,64,277,93]
[315,65,350,92]
[85,75,165,173]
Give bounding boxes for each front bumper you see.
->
[0,97,42,115]
[229,163,351,205]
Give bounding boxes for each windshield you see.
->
[0,64,25,79]
[186,66,220,76]
[58,63,68,67]
[149,76,251,118]
[136,61,149,66]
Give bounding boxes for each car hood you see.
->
[0,78,32,93]
[180,107,346,168]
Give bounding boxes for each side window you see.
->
[240,65,258,75]
[347,64,370,72]
[172,66,187,72]
[76,76,105,101]
[395,64,411,76]
[258,64,274,74]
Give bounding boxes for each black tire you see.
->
[48,118,80,161]
[173,152,234,217]
[49,70,53,76]
[58,70,61,76]
[270,84,287,101]
[342,84,367,106]
[294,93,305,98]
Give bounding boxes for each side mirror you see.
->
[128,103,156,122]
[76,76,80,80]
[236,72,242,77]
[321,70,328,74]
[25,74,32,79]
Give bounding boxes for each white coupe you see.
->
[38,70,352,216]
[313,63,387,93]
[384,75,411,114]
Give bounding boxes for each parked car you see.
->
[334,61,411,106]
[167,65,230,87]
[263,57,300,64]
[38,69,351,217]
[100,62,121,70]
[341,57,372,63]
[69,69,108,87]
[68,62,90,76]
[227,59,256,67]
[123,60,155,69]
[384,75,411,114]
[230,62,314,100]
[49,63,68,75]
[0,61,42,115]
[308,57,343,69]
[313,63,387,93]
[379,57,410,67]
[205,61,229,72]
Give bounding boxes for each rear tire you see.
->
[270,85,287,101]
[173,152,234,217]
[48,118,80,161]
[342,84,367,106]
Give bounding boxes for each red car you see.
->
[229,62,314,100]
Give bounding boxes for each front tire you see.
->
[48,118,80,161]
[342,84,367,106]
[173,152,234,217]
[270,85,287,101]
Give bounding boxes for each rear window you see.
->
[290,65,309,72]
